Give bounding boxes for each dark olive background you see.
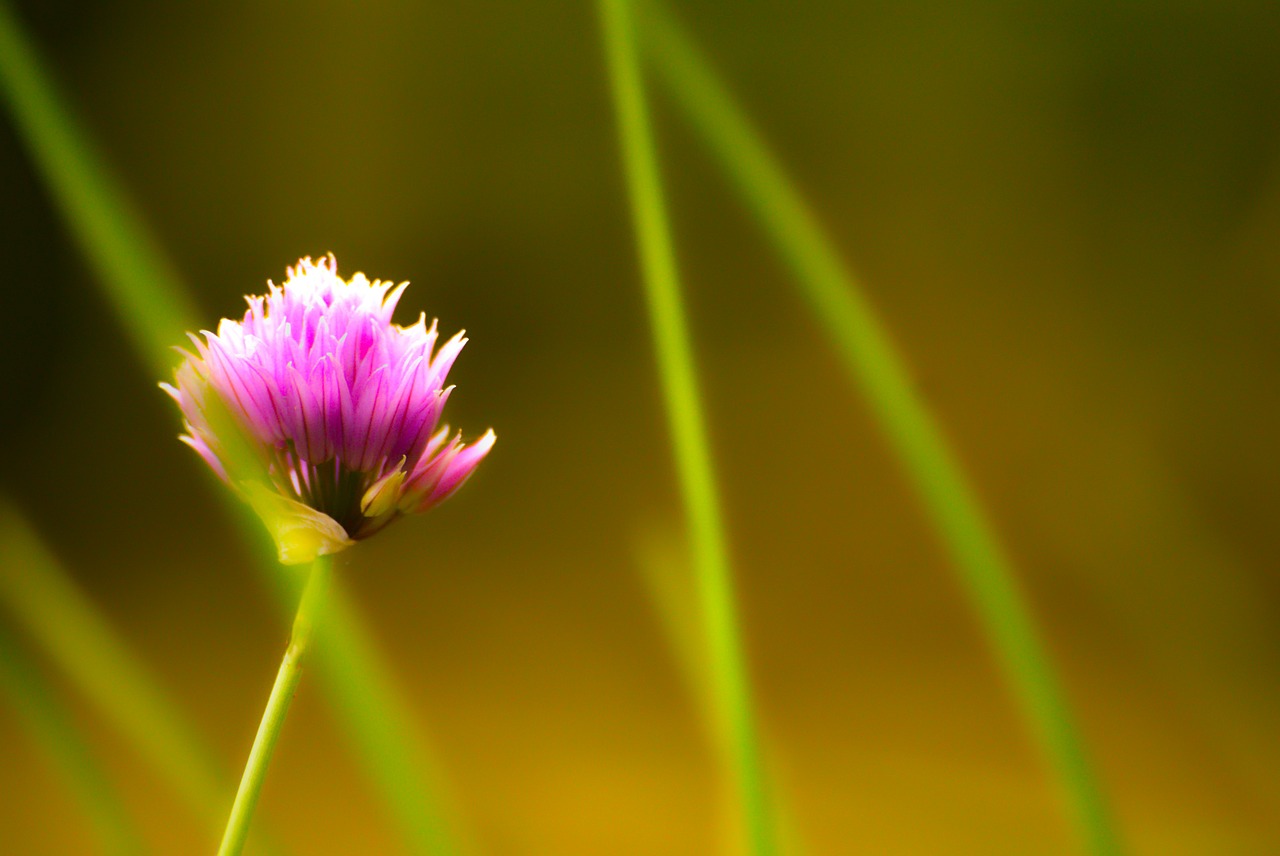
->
[2,1,1280,853]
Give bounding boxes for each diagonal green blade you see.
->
[638,4,1122,854]
[0,619,147,856]
[0,2,192,373]
[0,500,281,854]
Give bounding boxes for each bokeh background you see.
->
[3,0,1280,852]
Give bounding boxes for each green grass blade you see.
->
[0,1,194,373]
[598,1,778,853]
[638,5,1122,854]
[0,621,147,856]
[0,6,464,852]
[632,527,710,726]
[0,500,253,849]
[633,528,810,856]
[313,578,466,856]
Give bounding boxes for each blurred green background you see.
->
[2,0,1280,852]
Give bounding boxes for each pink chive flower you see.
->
[161,256,495,564]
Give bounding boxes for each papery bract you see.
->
[162,256,495,563]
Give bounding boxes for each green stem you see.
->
[638,5,1121,854]
[598,1,777,853]
[218,558,332,856]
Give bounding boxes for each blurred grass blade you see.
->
[0,0,193,371]
[633,526,710,725]
[598,1,779,853]
[638,5,1122,854]
[0,500,268,851]
[634,527,809,856]
[0,5,464,853]
[314,579,466,856]
[0,621,147,856]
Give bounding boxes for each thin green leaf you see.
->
[638,5,1122,853]
[0,500,261,851]
[598,1,779,852]
[0,621,147,856]
[313,578,467,856]
[0,1,193,372]
[633,527,810,856]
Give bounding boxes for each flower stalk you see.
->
[217,557,332,856]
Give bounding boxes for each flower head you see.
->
[162,256,495,563]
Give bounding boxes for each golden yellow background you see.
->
[2,0,1279,852]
